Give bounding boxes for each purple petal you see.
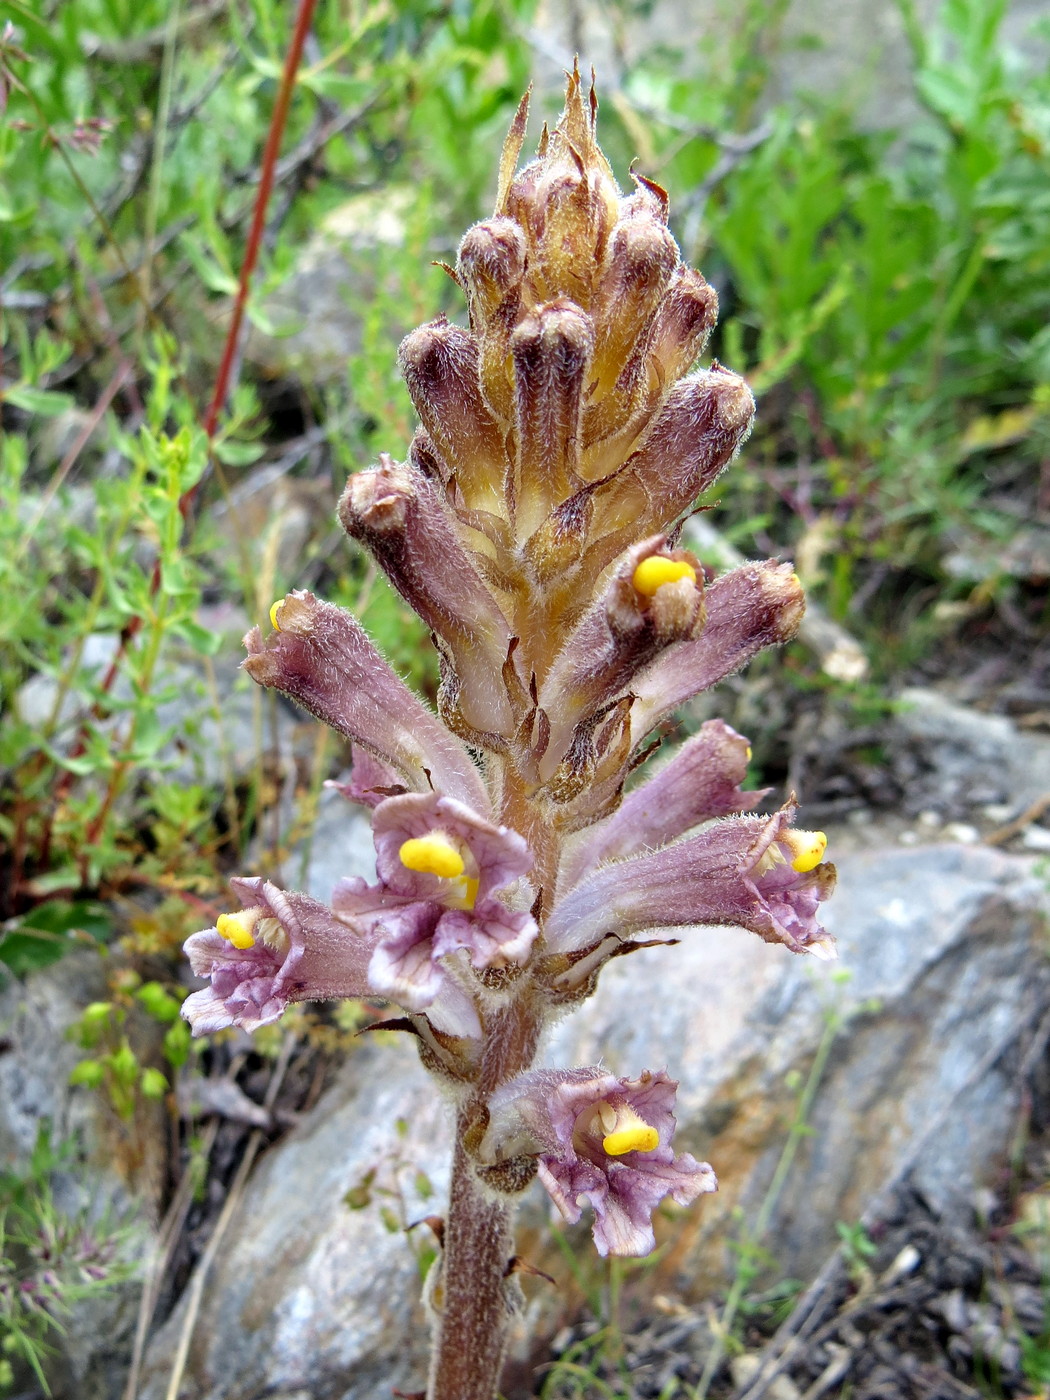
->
[181,878,378,1036]
[366,903,446,1011]
[242,590,488,812]
[485,1067,715,1258]
[559,719,763,891]
[433,901,538,970]
[544,809,835,957]
[370,792,532,903]
[325,747,406,810]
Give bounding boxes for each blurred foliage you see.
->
[0,1125,131,1395]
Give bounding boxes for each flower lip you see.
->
[483,1066,715,1257]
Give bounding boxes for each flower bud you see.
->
[587,366,756,555]
[398,318,509,516]
[537,536,705,779]
[591,215,678,397]
[646,266,720,385]
[339,456,515,737]
[511,299,594,540]
[243,590,489,810]
[457,217,526,327]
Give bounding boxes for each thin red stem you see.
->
[38,3,318,882]
[202,0,318,439]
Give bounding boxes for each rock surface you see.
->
[0,954,162,1399]
[530,0,1047,133]
[243,191,412,386]
[136,834,1049,1398]
[136,1048,447,1400]
[893,686,1050,814]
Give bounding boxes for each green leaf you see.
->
[140,1067,169,1099]
[19,899,112,941]
[4,386,77,417]
[163,1019,191,1069]
[0,929,69,978]
[212,439,266,466]
[171,618,224,656]
[69,1059,106,1089]
[136,981,183,1023]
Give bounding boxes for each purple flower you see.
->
[484,1067,715,1257]
[544,806,836,972]
[559,718,763,890]
[325,745,407,810]
[332,792,538,1011]
[242,589,488,811]
[182,877,377,1035]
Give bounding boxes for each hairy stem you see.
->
[427,1114,515,1400]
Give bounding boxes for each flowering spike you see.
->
[185,73,839,1394]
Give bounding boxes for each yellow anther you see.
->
[784,830,827,874]
[269,599,285,631]
[600,1104,660,1157]
[399,834,465,880]
[632,556,697,598]
[216,910,258,950]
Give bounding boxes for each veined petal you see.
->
[483,1067,715,1258]
[181,878,377,1036]
[370,792,532,904]
[544,808,835,958]
[242,589,488,813]
[559,719,763,891]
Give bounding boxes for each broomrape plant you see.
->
[182,69,835,1400]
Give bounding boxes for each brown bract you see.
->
[339,63,774,843]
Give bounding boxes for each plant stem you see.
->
[427,1112,515,1400]
[202,0,317,438]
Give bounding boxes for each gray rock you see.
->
[136,835,1048,1395]
[137,1046,446,1400]
[894,686,1050,814]
[530,0,1047,134]
[293,780,377,902]
[0,954,161,1399]
[243,190,412,386]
